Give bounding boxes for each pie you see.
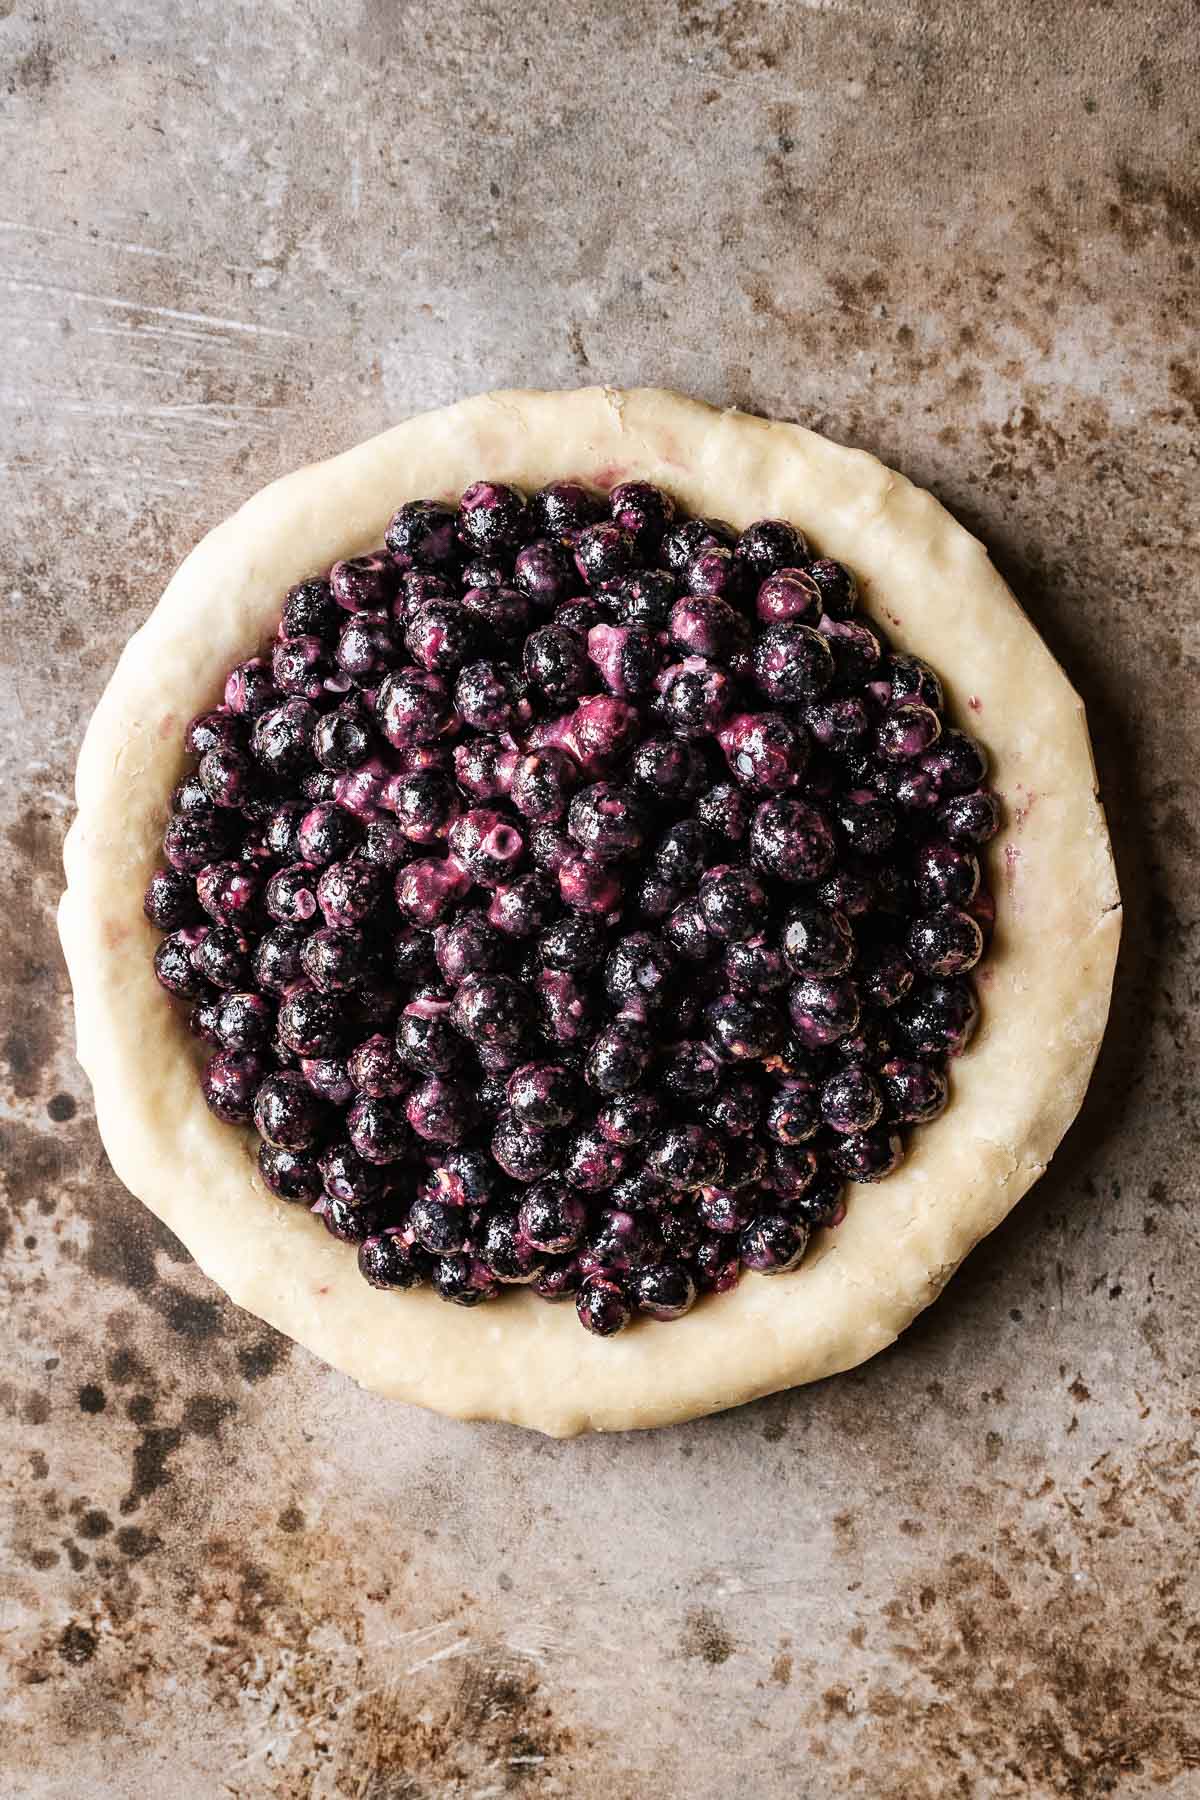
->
[58,387,1121,1436]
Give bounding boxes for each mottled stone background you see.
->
[2,1,1197,1794]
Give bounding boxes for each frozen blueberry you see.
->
[448,808,526,886]
[460,584,532,646]
[586,1020,654,1092]
[191,926,252,989]
[358,1228,424,1290]
[805,558,858,619]
[818,616,882,686]
[877,703,942,762]
[403,600,478,677]
[509,749,576,825]
[859,942,915,1009]
[201,1049,267,1123]
[703,993,783,1061]
[558,855,622,916]
[665,897,713,962]
[522,624,590,699]
[300,927,370,993]
[834,789,897,858]
[453,659,528,734]
[749,796,836,883]
[831,1126,904,1183]
[570,695,640,764]
[885,652,944,712]
[736,519,809,584]
[504,1061,577,1130]
[574,521,636,586]
[895,978,980,1058]
[636,869,683,922]
[939,789,1001,846]
[753,622,834,703]
[580,1208,646,1273]
[787,975,861,1048]
[225,657,280,718]
[394,857,472,928]
[405,1074,476,1143]
[432,1253,500,1305]
[384,499,458,567]
[656,659,733,738]
[699,1079,761,1137]
[756,567,823,625]
[669,594,744,659]
[697,865,766,942]
[450,972,533,1048]
[923,729,989,795]
[393,997,459,1073]
[609,480,676,551]
[513,538,577,608]
[536,969,600,1046]
[660,1039,724,1101]
[408,1192,472,1255]
[396,570,456,621]
[612,569,677,629]
[913,840,980,909]
[695,784,754,843]
[723,935,787,993]
[213,990,273,1053]
[390,925,438,986]
[820,1064,883,1134]
[661,516,736,574]
[576,1274,631,1336]
[802,696,870,753]
[740,1213,809,1275]
[254,1070,327,1149]
[251,700,317,779]
[907,908,984,976]
[587,622,661,696]
[345,1094,408,1163]
[277,985,348,1056]
[144,866,202,931]
[258,1142,324,1202]
[491,1109,563,1180]
[630,737,706,804]
[517,1182,587,1253]
[456,481,527,553]
[718,711,808,792]
[563,1125,629,1192]
[253,924,308,994]
[879,1056,948,1123]
[481,1208,546,1283]
[765,1080,821,1145]
[346,1031,408,1097]
[769,1144,820,1201]
[163,811,234,875]
[539,915,605,972]
[596,1090,662,1146]
[488,872,559,937]
[647,1123,725,1189]
[377,668,454,748]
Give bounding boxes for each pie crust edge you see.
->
[58,386,1122,1437]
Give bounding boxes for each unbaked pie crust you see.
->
[58,387,1121,1436]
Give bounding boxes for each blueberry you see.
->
[612,569,677,629]
[300,1056,355,1106]
[453,659,527,735]
[254,1071,327,1149]
[563,1125,629,1191]
[402,1074,475,1144]
[273,633,331,702]
[392,997,458,1073]
[695,783,754,843]
[876,703,942,762]
[554,597,614,637]
[251,700,317,779]
[907,908,984,976]
[580,1208,646,1273]
[201,1049,267,1122]
[895,978,980,1058]
[660,1039,724,1100]
[191,926,252,989]
[633,1261,697,1320]
[172,773,215,818]
[214,991,273,1052]
[586,1020,654,1092]
[570,695,640,764]
[300,769,340,805]
[718,711,808,792]
[277,985,347,1056]
[699,1079,761,1136]
[913,840,980,909]
[396,570,456,621]
[879,1056,948,1123]
[656,659,733,738]
[697,865,766,942]
[573,521,637,586]
[258,1142,324,1203]
[513,538,577,608]
[509,748,576,824]
[300,927,370,993]
[225,657,281,717]
[723,935,787,993]
[450,972,533,1048]
[769,1144,820,1201]
[504,1059,579,1132]
[939,789,1001,846]
[346,1031,408,1097]
[491,1109,563,1180]
[358,1229,425,1290]
[453,736,517,801]
[345,1094,408,1162]
[815,864,877,917]
[749,796,836,884]
[923,729,989,795]
[311,703,372,773]
[460,555,510,593]
[530,480,604,539]
[408,1193,472,1254]
[831,1126,904,1183]
[576,1274,632,1335]
[703,993,783,1061]
[488,872,559,937]
[521,624,590,699]
[536,968,600,1045]
[586,622,661,696]
[834,789,897,858]
[765,1079,821,1145]
[163,811,234,875]
[377,667,454,748]
[404,601,480,676]
[789,1167,846,1227]
[669,594,744,659]
[647,1123,725,1189]
[609,480,676,551]
[739,1214,809,1274]
[253,924,309,993]
[596,1090,662,1145]
[329,556,396,616]
[433,1254,499,1306]
[661,516,736,574]
[144,866,202,931]
[820,1064,883,1134]
[322,1197,381,1244]
[859,943,915,1009]
[448,808,526,886]
[558,855,622,916]
[756,568,822,625]
[636,869,683,922]
[318,1137,390,1209]
[394,856,472,928]
[185,709,246,758]
[538,915,605,971]
[461,584,532,646]
[787,975,861,1047]
[516,1182,586,1253]
[265,801,307,861]
[886,652,944,712]
[482,1208,546,1283]
[385,499,458,566]
[735,519,809,583]
[665,896,713,962]
[802,695,870,753]
[805,558,858,619]
[315,858,385,930]
[818,616,882,686]
[385,769,460,846]
[753,622,834,704]
[629,738,706,804]
[390,925,439,986]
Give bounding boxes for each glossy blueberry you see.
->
[394,856,472,928]
[805,558,858,619]
[859,942,915,1009]
[334,608,401,682]
[254,1070,327,1149]
[939,789,1001,846]
[570,694,640,764]
[576,1274,631,1336]
[661,516,736,574]
[739,1214,809,1275]
[647,1123,725,1189]
[722,935,788,993]
[664,896,713,962]
[385,499,458,567]
[225,657,280,718]
[450,972,533,1048]
[749,795,836,884]
[513,538,577,608]
[922,728,989,795]
[213,990,273,1053]
[488,871,559,937]
[408,1193,472,1254]
[506,1061,578,1130]
[163,811,233,875]
[609,480,676,551]
[253,924,308,994]
[735,519,809,583]
[876,703,942,762]
[661,1039,725,1102]
[448,808,525,886]
[461,583,532,646]
[818,616,882,686]
[765,1080,821,1145]
[190,926,252,989]
[834,789,897,858]
[612,569,677,629]
[586,622,660,696]
[490,1109,563,1180]
[699,1079,761,1137]
[697,865,766,942]
[345,1093,408,1163]
[456,481,527,553]
[251,700,317,779]
[300,927,370,993]
[480,1208,546,1283]
[348,1032,409,1096]
[573,521,636,586]
[885,652,944,711]
[596,1089,662,1146]
[144,867,201,931]
[879,1056,949,1123]
[702,993,783,1062]
[656,658,733,738]
[718,710,808,792]
[913,840,980,909]
[200,1049,267,1123]
[753,621,834,704]
[508,748,575,824]
[277,985,347,1056]
[820,1064,883,1134]
[787,974,861,1048]
[258,1142,324,1202]
[358,1228,425,1290]
[756,567,822,625]
[831,1126,904,1183]
[633,1261,696,1320]
[585,1020,654,1093]
[376,667,454,747]
[907,908,984,976]
[453,659,527,735]
[895,978,980,1058]
[432,1253,499,1306]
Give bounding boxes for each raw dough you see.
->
[58,387,1121,1436]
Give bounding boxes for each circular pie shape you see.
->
[58,387,1120,1436]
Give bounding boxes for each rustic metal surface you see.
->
[2,2,1197,1794]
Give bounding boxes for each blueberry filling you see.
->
[147,476,1000,1336]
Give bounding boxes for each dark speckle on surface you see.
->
[2,0,1197,1794]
